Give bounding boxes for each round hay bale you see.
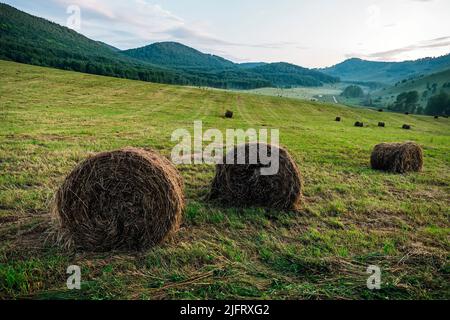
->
[378,122,385,127]
[335,117,341,122]
[354,121,364,127]
[225,110,234,118]
[370,142,423,173]
[208,143,302,211]
[52,148,184,251]
[402,124,411,130]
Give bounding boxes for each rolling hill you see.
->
[123,43,339,87]
[0,3,268,89]
[251,62,339,87]
[1,60,449,299]
[122,41,236,70]
[0,3,340,89]
[372,68,450,109]
[0,4,334,89]
[0,3,187,85]
[321,55,450,84]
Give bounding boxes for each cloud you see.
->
[52,0,305,55]
[347,36,450,61]
[55,0,116,19]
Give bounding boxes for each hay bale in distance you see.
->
[225,110,234,118]
[208,143,302,211]
[52,148,184,251]
[335,117,341,122]
[378,122,385,127]
[354,121,364,127]
[402,124,411,130]
[370,142,423,173]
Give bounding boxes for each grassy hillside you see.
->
[0,60,449,300]
[237,84,344,102]
[372,69,450,109]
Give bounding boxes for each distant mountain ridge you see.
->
[122,42,338,86]
[321,55,450,84]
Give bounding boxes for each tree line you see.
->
[388,90,449,116]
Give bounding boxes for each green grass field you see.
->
[239,85,344,102]
[0,60,449,300]
[240,83,376,108]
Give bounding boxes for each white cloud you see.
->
[347,36,450,61]
[52,0,305,56]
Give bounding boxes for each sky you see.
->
[3,0,450,68]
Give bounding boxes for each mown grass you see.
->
[0,60,449,300]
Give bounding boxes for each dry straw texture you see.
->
[371,142,423,174]
[52,148,184,251]
[208,143,303,211]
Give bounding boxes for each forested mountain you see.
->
[238,62,268,69]
[321,55,450,84]
[0,3,188,85]
[371,68,450,113]
[122,42,236,70]
[123,43,339,87]
[0,3,267,88]
[251,62,339,87]
[0,3,337,89]
[122,42,342,87]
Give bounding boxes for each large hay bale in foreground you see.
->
[370,142,423,173]
[208,143,302,211]
[52,148,184,251]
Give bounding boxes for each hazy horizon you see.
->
[3,0,450,68]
